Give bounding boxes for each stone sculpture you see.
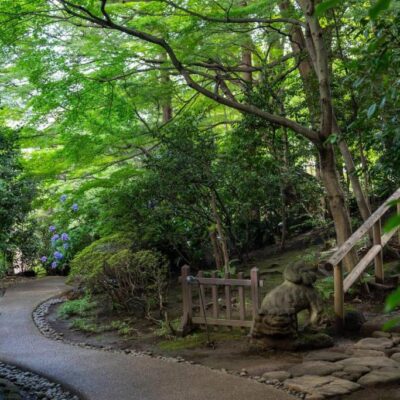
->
[251,261,324,338]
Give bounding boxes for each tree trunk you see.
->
[318,144,358,271]
[210,191,229,273]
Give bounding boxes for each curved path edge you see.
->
[0,277,294,400]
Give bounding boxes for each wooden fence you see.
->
[325,188,400,329]
[179,265,263,334]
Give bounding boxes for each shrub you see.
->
[70,236,168,317]
[57,296,96,318]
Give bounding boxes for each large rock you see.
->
[353,337,393,351]
[304,351,348,362]
[289,361,342,377]
[284,375,360,398]
[358,368,400,386]
[262,370,291,382]
[371,331,392,339]
[336,356,398,370]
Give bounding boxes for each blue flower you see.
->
[49,225,56,232]
[51,234,60,242]
[61,233,69,241]
[63,243,69,250]
[60,194,67,202]
[51,261,58,269]
[54,251,63,260]
[72,203,79,212]
[40,256,47,263]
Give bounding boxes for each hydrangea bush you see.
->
[39,194,79,274]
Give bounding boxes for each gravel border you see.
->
[33,297,306,399]
[0,362,80,400]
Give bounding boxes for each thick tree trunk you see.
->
[318,144,358,271]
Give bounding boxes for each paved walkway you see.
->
[0,277,293,400]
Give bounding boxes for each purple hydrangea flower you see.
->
[60,194,67,202]
[72,203,79,212]
[61,233,69,241]
[51,234,60,242]
[54,251,63,260]
[51,261,58,269]
[63,243,69,250]
[40,256,47,263]
[49,225,56,232]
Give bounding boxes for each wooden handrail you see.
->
[326,188,400,269]
[328,187,400,331]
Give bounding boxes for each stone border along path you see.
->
[0,277,295,400]
[0,362,80,400]
[38,292,400,400]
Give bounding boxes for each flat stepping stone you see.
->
[353,337,393,351]
[391,353,400,362]
[332,365,370,382]
[284,375,360,398]
[358,367,400,386]
[304,351,348,362]
[289,361,342,377]
[336,356,398,370]
[262,371,291,382]
[371,331,392,339]
[350,349,386,358]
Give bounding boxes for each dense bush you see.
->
[70,236,168,316]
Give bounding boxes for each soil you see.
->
[44,235,400,399]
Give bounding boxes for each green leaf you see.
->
[315,0,342,16]
[385,288,400,312]
[384,214,400,233]
[383,316,400,331]
[367,103,377,118]
[325,133,338,144]
[369,0,392,20]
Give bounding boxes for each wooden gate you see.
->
[179,265,263,335]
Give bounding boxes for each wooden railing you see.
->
[179,265,263,335]
[325,188,400,329]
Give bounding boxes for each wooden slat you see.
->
[373,220,384,283]
[225,272,232,320]
[343,245,382,292]
[334,263,344,331]
[238,272,245,321]
[192,317,253,328]
[326,188,400,268]
[250,267,260,318]
[180,276,263,287]
[211,271,218,319]
[197,271,206,319]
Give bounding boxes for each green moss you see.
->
[158,330,243,351]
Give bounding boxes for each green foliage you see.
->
[70,236,168,316]
[69,234,133,288]
[316,276,334,301]
[57,296,97,319]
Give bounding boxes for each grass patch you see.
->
[70,317,111,334]
[58,296,96,319]
[158,329,244,351]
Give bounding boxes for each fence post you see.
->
[250,267,260,319]
[179,265,193,335]
[372,219,384,283]
[334,262,344,332]
[211,271,218,320]
[238,272,245,321]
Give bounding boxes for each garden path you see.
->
[0,277,293,400]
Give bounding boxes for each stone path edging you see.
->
[33,297,305,399]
